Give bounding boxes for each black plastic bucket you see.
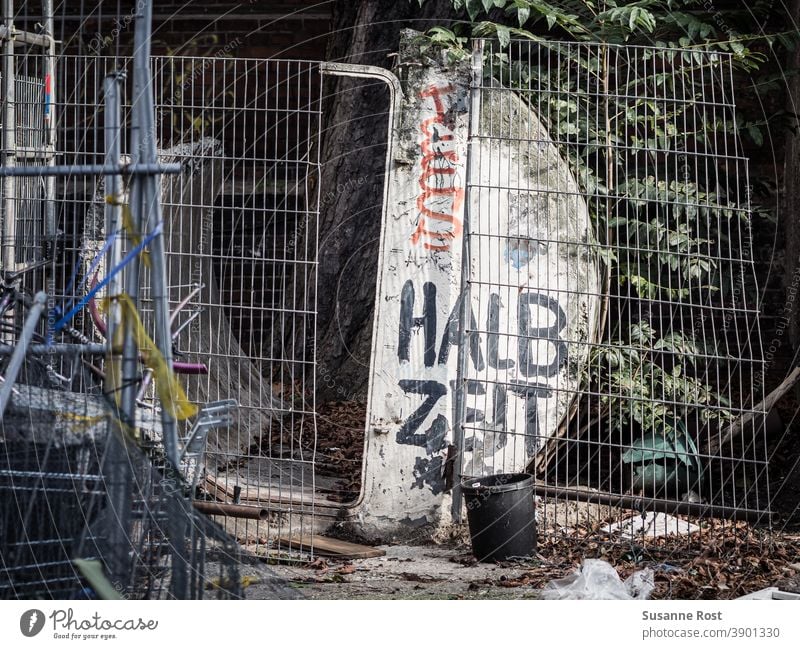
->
[461,473,537,562]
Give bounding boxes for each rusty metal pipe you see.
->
[193,501,268,520]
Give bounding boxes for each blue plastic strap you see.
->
[51,223,162,334]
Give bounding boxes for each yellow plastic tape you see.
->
[56,411,106,437]
[102,293,198,421]
[56,409,139,443]
[105,195,151,268]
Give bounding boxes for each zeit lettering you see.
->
[396,280,567,454]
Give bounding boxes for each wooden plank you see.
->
[276,534,385,559]
[204,473,342,509]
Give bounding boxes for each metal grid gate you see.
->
[40,54,326,559]
[455,39,769,539]
[152,56,323,557]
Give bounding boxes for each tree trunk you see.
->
[313,0,459,403]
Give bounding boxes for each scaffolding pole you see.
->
[1,0,16,275]
[129,0,189,599]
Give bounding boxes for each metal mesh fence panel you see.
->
[40,55,325,560]
[456,40,769,543]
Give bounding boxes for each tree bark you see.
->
[313,0,459,403]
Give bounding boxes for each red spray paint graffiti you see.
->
[410,84,464,252]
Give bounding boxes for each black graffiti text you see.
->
[398,282,567,378]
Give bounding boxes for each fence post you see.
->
[130,0,189,599]
[450,39,484,523]
[101,71,134,593]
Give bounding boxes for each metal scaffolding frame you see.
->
[0,0,288,599]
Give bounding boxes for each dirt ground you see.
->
[230,523,800,600]
[243,544,544,599]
